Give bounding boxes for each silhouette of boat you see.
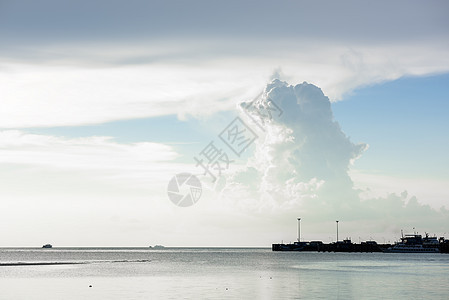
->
[42,244,53,248]
[384,233,440,253]
[149,245,165,250]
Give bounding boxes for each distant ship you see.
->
[42,244,53,248]
[149,245,165,250]
[384,233,440,253]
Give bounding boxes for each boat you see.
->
[42,244,53,248]
[384,233,440,253]
[149,245,165,250]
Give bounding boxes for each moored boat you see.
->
[384,233,440,253]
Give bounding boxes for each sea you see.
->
[1,248,448,299]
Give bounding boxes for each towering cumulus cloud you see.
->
[221,80,447,235]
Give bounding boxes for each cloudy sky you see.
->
[1,0,448,246]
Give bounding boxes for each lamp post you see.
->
[297,218,301,242]
[336,220,339,243]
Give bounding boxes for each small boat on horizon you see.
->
[149,245,165,250]
[42,244,53,248]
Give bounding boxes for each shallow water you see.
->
[1,248,448,299]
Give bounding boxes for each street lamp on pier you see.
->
[336,220,339,243]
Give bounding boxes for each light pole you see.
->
[297,218,301,242]
[336,220,339,243]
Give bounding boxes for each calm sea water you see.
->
[1,248,448,299]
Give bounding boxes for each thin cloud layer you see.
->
[0,130,182,192]
[2,42,449,128]
[1,1,449,129]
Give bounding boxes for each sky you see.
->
[0,0,448,246]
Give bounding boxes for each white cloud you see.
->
[216,80,449,238]
[1,41,449,128]
[0,130,189,196]
[0,61,266,128]
[0,130,177,168]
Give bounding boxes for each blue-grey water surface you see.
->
[1,248,448,299]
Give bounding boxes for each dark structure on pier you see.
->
[272,239,391,252]
[440,239,449,253]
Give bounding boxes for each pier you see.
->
[272,218,449,253]
[272,239,391,252]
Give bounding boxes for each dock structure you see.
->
[272,239,390,252]
[272,239,449,253]
[272,218,448,253]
